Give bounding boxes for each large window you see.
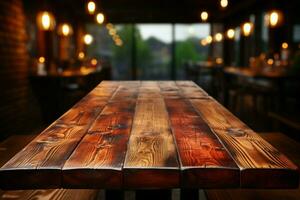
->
[175,24,210,79]
[86,23,211,80]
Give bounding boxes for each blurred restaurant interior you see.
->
[1,0,300,199]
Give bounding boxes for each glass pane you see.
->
[86,24,133,80]
[175,24,210,79]
[136,24,172,80]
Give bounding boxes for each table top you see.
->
[0,81,298,190]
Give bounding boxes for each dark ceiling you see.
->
[23,0,299,24]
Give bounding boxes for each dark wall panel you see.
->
[0,0,42,141]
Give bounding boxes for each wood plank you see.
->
[190,98,299,188]
[164,98,239,188]
[123,82,179,189]
[0,189,98,200]
[205,132,300,200]
[176,81,209,99]
[63,84,139,189]
[0,83,118,189]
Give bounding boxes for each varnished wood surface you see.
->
[0,81,298,189]
[205,132,300,200]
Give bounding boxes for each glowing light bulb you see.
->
[38,57,45,63]
[62,24,70,36]
[226,29,235,39]
[78,52,85,60]
[201,11,208,22]
[215,33,223,42]
[84,34,93,45]
[42,12,51,30]
[87,1,96,15]
[96,13,105,24]
[267,58,274,65]
[91,58,98,65]
[270,11,279,27]
[282,42,288,49]
[242,22,253,37]
[201,39,207,46]
[220,0,228,8]
[206,35,213,44]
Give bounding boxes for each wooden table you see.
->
[0,81,298,190]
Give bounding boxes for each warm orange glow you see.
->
[215,33,223,42]
[109,29,117,36]
[270,11,279,27]
[226,29,235,39]
[57,23,73,36]
[91,59,98,65]
[78,52,85,60]
[216,58,223,64]
[220,0,228,8]
[38,57,45,63]
[267,58,274,65]
[201,39,207,46]
[206,35,213,44]
[106,23,113,30]
[96,13,105,24]
[282,42,289,49]
[242,22,253,37]
[115,39,123,46]
[37,11,55,31]
[201,11,209,22]
[87,1,96,14]
[84,34,93,45]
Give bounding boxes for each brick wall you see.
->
[0,0,42,140]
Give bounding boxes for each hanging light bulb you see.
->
[201,39,207,46]
[206,35,213,44]
[242,22,253,37]
[201,11,209,22]
[96,13,105,24]
[220,0,228,8]
[37,11,56,31]
[57,23,73,36]
[87,1,96,15]
[282,42,289,49]
[84,34,93,45]
[214,33,223,42]
[226,29,235,39]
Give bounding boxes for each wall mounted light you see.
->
[37,11,56,31]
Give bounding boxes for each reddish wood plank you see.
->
[0,84,118,189]
[190,98,299,188]
[124,83,179,189]
[63,84,139,189]
[164,98,239,188]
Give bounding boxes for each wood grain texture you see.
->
[190,98,299,188]
[164,98,239,188]
[205,132,300,200]
[63,84,139,189]
[0,84,119,189]
[124,82,179,189]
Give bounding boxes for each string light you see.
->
[84,34,93,45]
[38,57,45,63]
[201,39,207,46]
[215,33,223,42]
[206,35,213,44]
[96,13,105,24]
[78,52,85,60]
[87,1,96,15]
[242,22,253,37]
[201,11,209,22]
[57,23,73,36]
[91,58,98,65]
[226,29,235,39]
[220,0,228,8]
[282,42,288,49]
[37,11,55,31]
